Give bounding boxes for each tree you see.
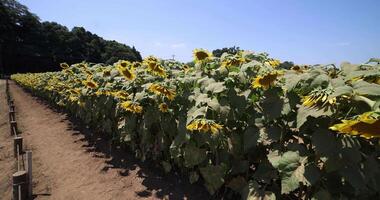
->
[212,46,241,57]
[0,0,142,74]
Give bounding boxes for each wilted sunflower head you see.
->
[330,111,380,139]
[252,71,282,90]
[186,119,223,134]
[302,90,336,108]
[193,49,212,63]
[120,101,143,114]
[159,103,169,113]
[148,83,176,100]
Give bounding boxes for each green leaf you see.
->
[161,161,172,173]
[312,189,332,200]
[200,164,226,194]
[296,105,333,128]
[312,129,338,156]
[243,126,260,153]
[189,171,199,184]
[183,144,207,168]
[330,85,353,98]
[353,80,380,96]
[241,180,276,200]
[268,150,315,194]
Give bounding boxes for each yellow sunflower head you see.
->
[116,61,136,81]
[112,91,129,100]
[159,103,169,113]
[265,59,281,68]
[251,71,282,90]
[83,79,98,89]
[220,54,246,68]
[148,83,176,101]
[302,91,336,108]
[193,49,212,63]
[103,69,111,77]
[186,119,223,134]
[120,101,143,114]
[143,57,166,78]
[329,111,380,139]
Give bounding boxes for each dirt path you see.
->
[2,80,209,200]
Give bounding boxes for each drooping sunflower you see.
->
[120,101,143,114]
[159,103,169,113]
[193,49,212,63]
[186,118,223,134]
[302,91,336,108]
[148,83,176,101]
[329,111,380,139]
[116,60,136,81]
[252,71,282,89]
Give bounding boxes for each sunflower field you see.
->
[11,50,380,199]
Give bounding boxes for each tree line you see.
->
[0,0,142,74]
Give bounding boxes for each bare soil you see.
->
[0,80,209,200]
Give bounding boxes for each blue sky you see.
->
[19,0,380,64]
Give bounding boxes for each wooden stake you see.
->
[26,151,33,198]
[12,171,28,200]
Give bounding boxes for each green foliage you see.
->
[11,52,380,199]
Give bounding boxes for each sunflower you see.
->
[148,83,176,100]
[60,63,70,69]
[116,61,136,81]
[252,71,282,89]
[83,79,98,89]
[120,101,143,114]
[183,64,191,73]
[186,119,223,134]
[193,49,212,63]
[103,69,111,77]
[291,65,303,73]
[159,103,169,113]
[132,61,141,68]
[221,56,245,68]
[69,89,81,95]
[143,57,167,78]
[265,59,281,68]
[112,91,129,100]
[329,111,380,139]
[302,92,336,108]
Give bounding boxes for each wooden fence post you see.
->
[12,171,28,200]
[9,110,15,122]
[14,137,23,158]
[10,120,18,135]
[26,151,33,198]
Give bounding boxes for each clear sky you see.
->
[19,0,380,64]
